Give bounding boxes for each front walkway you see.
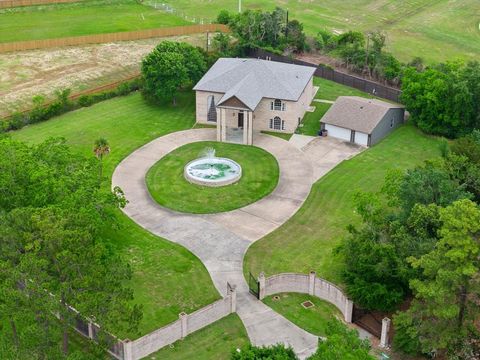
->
[112,128,362,359]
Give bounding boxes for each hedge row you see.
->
[1,78,142,133]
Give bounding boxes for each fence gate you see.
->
[248,272,259,299]
[352,304,382,338]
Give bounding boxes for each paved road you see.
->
[112,128,363,359]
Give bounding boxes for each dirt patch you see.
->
[0,33,207,117]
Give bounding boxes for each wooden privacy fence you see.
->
[0,23,229,53]
[0,0,81,8]
[249,48,402,103]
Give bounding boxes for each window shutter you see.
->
[270,102,273,110]
[282,121,285,130]
[269,119,273,129]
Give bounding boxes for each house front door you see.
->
[238,112,244,128]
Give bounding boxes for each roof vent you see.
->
[360,106,364,109]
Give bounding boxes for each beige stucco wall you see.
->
[195,90,224,124]
[195,76,314,134]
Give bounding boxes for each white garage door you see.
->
[325,124,351,142]
[355,132,369,146]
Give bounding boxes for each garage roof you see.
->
[193,58,316,111]
[321,96,404,134]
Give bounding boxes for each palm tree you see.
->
[93,137,110,181]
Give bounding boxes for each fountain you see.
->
[184,147,242,187]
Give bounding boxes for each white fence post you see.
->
[344,299,353,323]
[380,317,391,348]
[179,312,188,339]
[123,339,133,360]
[308,271,316,295]
[258,272,266,300]
[228,284,237,313]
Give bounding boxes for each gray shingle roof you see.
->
[193,58,316,111]
[321,96,404,134]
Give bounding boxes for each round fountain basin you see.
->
[184,157,242,187]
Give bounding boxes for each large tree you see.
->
[0,137,141,357]
[394,199,480,358]
[141,41,207,105]
[401,61,480,138]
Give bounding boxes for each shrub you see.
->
[232,344,297,360]
[2,78,141,133]
[216,9,232,24]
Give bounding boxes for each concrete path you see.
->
[313,98,334,104]
[112,128,363,358]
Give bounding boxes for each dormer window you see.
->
[270,99,285,111]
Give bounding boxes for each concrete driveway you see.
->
[112,129,363,359]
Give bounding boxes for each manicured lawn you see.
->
[298,103,331,136]
[11,91,221,339]
[147,314,249,360]
[260,131,293,141]
[244,125,442,284]
[163,0,479,63]
[146,141,279,214]
[263,293,341,337]
[314,77,376,101]
[0,0,188,43]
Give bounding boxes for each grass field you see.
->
[263,293,341,337]
[163,0,480,63]
[11,91,221,339]
[146,141,279,214]
[0,0,188,43]
[244,125,442,285]
[147,314,249,360]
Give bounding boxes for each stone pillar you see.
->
[308,271,316,296]
[87,321,94,339]
[216,108,221,141]
[380,317,391,348]
[179,312,188,339]
[227,284,237,313]
[221,108,227,142]
[123,339,133,360]
[248,112,254,145]
[243,111,249,145]
[258,272,266,300]
[344,299,353,323]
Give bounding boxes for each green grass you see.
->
[146,141,279,214]
[263,293,341,337]
[11,91,221,339]
[298,103,331,136]
[162,0,480,63]
[146,314,249,360]
[244,125,442,285]
[0,0,188,43]
[260,131,293,141]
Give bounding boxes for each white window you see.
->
[274,99,282,111]
[273,116,281,130]
[207,95,217,122]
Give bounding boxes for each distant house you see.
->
[193,58,316,145]
[320,96,405,147]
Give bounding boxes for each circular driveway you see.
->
[112,128,318,358]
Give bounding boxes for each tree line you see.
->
[0,136,142,358]
[337,132,480,358]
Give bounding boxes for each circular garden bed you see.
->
[146,141,279,214]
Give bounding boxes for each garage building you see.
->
[320,96,405,147]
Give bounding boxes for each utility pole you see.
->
[238,0,241,13]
